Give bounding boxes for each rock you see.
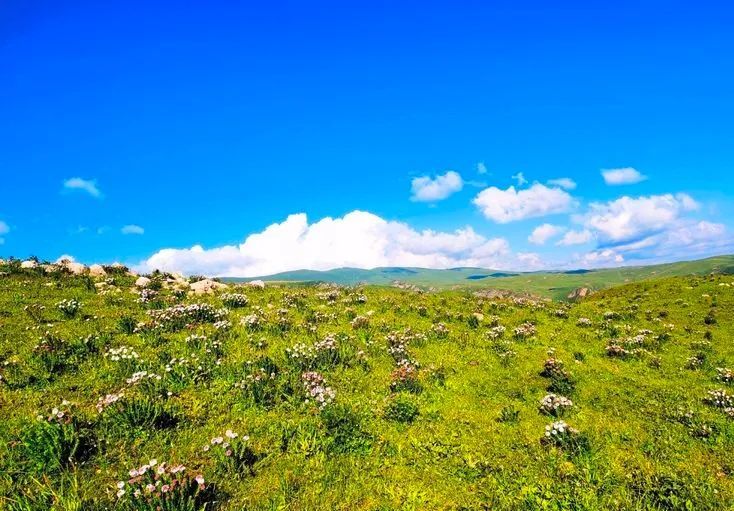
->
[567,287,592,301]
[65,261,87,275]
[41,264,58,273]
[135,276,152,288]
[89,264,107,277]
[248,280,266,289]
[190,278,228,295]
[20,260,38,269]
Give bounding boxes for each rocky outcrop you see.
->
[567,287,592,301]
[89,264,107,277]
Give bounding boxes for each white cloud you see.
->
[139,210,524,277]
[517,252,544,270]
[601,167,647,185]
[581,193,698,244]
[62,177,102,198]
[511,172,528,186]
[410,171,463,202]
[528,224,563,245]
[473,183,575,223]
[121,224,145,235]
[547,177,576,190]
[477,162,488,175]
[557,229,592,246]
[576,249,625,267]
[0,220,8,244]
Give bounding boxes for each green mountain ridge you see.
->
[222,254,734,300]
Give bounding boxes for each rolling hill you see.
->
[223,254,734,300]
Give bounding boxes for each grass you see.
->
[1,262,733,509]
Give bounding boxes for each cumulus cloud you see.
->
[581,193,698,244]
[410,171,463,202]
[139,211,526,277]
[477,162,488,175]
[62,177,102,198]
[557,229,592,246]
[528,224,563,245]
[570,191,731,265]
[601,167,647,185]
[473,183,575,223]
[121,224,145,235]
[547,177,576,190]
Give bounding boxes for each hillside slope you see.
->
[1,265,733,509]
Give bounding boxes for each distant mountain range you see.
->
[222,255,734,300]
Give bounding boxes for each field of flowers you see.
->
[1,261,733,510]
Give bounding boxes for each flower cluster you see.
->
[486,325,506,340]
[139,303,228,332]
[41,399,74,425]
[116,460,208,506]
[203,429,257,476]
[137,289,158,304]
[302,371,336,409]
[540,357,568,379]
[539,393,573,416]
[57,298,81,317]
[541,420,583,449]
[241,311,263,330]
[513,322,536,339]
[221,293,249,308]
[390,359,421,393]
[716,367,733,384]
[576,317,592,327]
[105,346,140,363]
[96,392,125,413]
[432,322,449,338]
[126,370,163,386]
[286,335,339,369]
[705,389,733,409]
[351,315,370,329]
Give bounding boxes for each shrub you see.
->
[320,404,371,454]
[20,402,96,473]
[384,397,419,424]
[99,395,178,435]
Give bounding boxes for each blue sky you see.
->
[1,1,733,275]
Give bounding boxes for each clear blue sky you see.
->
[1,1,733,275]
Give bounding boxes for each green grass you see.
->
[1,263,734,509]
[224,254,734,300]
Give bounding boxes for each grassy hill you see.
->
[224,254,734,300]
[1,262,734,509]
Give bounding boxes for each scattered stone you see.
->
[135,276,152,288]
[20,260,38,269]
[190,278,228,295]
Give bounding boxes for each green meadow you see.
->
[1,260,734,510]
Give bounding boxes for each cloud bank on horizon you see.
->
[137,170,732,277]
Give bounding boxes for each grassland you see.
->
[1,261,734,510]
[226,255,734,300]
